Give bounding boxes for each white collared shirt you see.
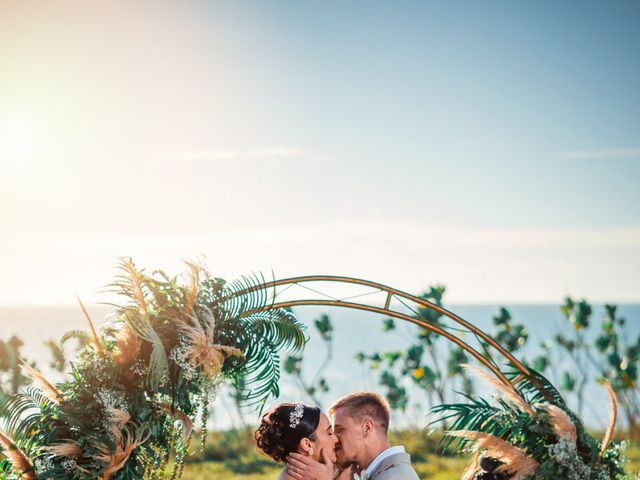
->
[361,446,405,479]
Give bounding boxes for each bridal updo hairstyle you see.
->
[255,403,321,462]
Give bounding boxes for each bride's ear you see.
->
[299,437,314,457]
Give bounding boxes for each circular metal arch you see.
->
[238,275,546,398]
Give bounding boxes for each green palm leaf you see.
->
[506,366,567,408]
[0,387,50,438]
[430,395,513,452]
[223,272,270,320]
[220,275,307,409]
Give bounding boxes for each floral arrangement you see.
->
[0,259,306,479]
[431,364,629,480]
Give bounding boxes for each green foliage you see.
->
[43,340,66,373]
[0,259,306,480]
[0,336,28,400]
[431,367,629,479]
[379,371,409,410]
[283,314,333,407]
[223,455,274,474]
[213,274,307,407]
[562,298,592,331]
[592,305,640,439]
[492,307,528,353]
[552,297,594,418]
[358,284,472,413]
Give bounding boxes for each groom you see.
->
[286,392,419,480]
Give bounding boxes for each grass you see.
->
[175,428,640,479]
[179,456,468,480]
[179,444,640,480]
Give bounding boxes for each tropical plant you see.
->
[490,308,529,356]
[284,313,333,408]
[554,297,593,418]
[43,339,67,373]
[357,285,473,412]
[430,365,629,479]
[593,305,640,439]
[0,337,29,403]
[0,259,306,480]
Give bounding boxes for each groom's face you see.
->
[331,407,365,468]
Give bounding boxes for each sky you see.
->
[1,1,639,305]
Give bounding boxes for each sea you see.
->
[1,303,638,431]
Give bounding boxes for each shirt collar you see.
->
[362,446,405,478]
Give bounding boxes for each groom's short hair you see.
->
[328,392,391,433]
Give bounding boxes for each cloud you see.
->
[163,146,332,164]
[3,221,639,304]
[559,147,640,160]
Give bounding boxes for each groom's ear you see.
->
[361,417,374,437]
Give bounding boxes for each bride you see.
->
[255,403,347,480]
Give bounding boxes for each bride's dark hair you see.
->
[255,403,321,462]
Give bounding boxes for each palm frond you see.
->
[216,274,307,408]
[223,272,271,320]
[239,310,307,351]
[430,395,515,452]
[227,309,306,408]
[506,366,567,408]
[0,388,49,437]
[463,364,535,416]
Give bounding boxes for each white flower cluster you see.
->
[61,458,79,472]
[96,388,128,412]
[34,457,55,477]
[170,338,198,380]
[131,359,148,377]
[547,438,592,480]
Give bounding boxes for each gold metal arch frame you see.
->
[241,275,550,400]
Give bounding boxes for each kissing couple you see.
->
[255,392,419,480]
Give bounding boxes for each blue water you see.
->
[0,303,638,430]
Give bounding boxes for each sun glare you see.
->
[0,115,45,172]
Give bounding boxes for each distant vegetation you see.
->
[0,287,638,476]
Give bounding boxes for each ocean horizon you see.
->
[1,303,638,431]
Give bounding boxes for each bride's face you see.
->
[306,413,338,463]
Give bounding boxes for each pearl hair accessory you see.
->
[289,403,305,429]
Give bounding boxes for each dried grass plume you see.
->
[448,430,539,480]
[112,324,141,366]
[545,404,577,443]
[95,409,150,480]
[600,380,618,458]
[0,430,35,479]
[77,296,106,356]
[463,364,535,416]
[21,362,64,403]
[179,312,243,378]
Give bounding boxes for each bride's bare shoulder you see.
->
[276,469,289,480]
